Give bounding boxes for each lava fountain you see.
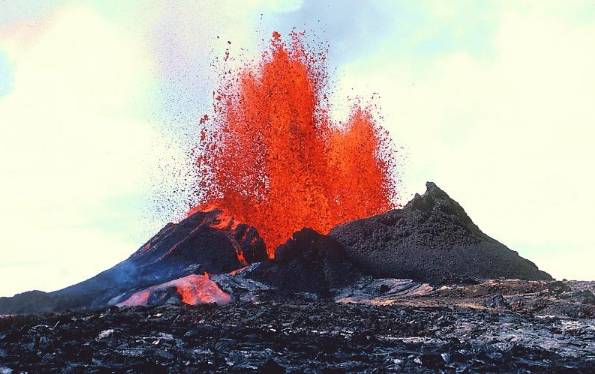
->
[191,32,398,257]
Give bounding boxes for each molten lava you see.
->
[192,32,397,257]
[118,274,231,307]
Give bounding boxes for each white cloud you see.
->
[333,3,595,280]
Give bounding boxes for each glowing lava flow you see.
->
[118,274,231,306]
[192,32,398,257]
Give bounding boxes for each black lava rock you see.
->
[1,290,593,373]
[484,294,509,309]
[248,228,361,294]
[329,182,552,284]
[258,358,285,374]
[574,290,595,305]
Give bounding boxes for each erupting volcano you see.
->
[3,3,591,369]
[191,32,398,256]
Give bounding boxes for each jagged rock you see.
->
[1,281,593,373]
[0,209,266,314]
[484,294,508,309]
[573,290,595,305]
[330,182,552,284]
[248,228,361,294]
[547,280,572,294]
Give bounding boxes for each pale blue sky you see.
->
[0,1,593,296]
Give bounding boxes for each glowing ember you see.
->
[192,31,398,257]
[118,274,231,306]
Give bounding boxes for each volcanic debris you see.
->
[247,228,361,294]
[0,283,593,372]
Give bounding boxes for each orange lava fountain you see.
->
[191,32,398,257]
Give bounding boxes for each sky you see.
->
[0,0,593,296]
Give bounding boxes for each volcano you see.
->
[1,30,591,374]
[2,184,591,373]
[0,182,551,315]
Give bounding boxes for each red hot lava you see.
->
[118,274,231,306]
[192,32,398,257]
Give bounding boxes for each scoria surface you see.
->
[0,279,593,373]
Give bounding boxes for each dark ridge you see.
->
[0,210,267,314]
[248,228,361,294]
[329,182,552,284]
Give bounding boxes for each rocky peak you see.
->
[404,181,481,237]
[248,228,361,293]
[330,181,552,283]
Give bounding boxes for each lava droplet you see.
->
[192,31,398,257]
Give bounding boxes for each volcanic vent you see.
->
[192,31,398,255]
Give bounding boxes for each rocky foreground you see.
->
[1,279,593,373]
